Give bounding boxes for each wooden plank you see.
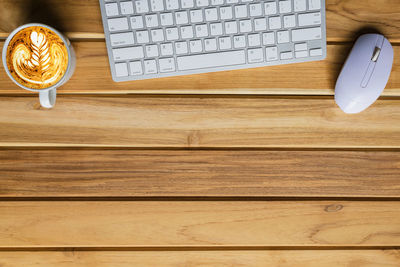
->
[0,97,400,148]
[0,0,399,42]
[0,250,399,266]
[0,43,399,96]
[1,149,400,198]
[1,201,400,247]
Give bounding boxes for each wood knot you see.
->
[324,204,343,212]
[33,102,43,110]
[187,130,201,147]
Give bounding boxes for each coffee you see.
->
[5,26,69,90]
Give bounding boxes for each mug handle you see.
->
[39,88,57,109]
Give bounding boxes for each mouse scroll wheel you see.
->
[371,47,381,62]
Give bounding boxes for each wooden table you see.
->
[0,0,399,266]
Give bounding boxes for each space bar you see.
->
[177,51,246,71]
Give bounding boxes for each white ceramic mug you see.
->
[2,23,76,108]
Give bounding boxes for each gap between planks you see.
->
[0,246,400,251]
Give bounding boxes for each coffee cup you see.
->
[2,23,76,108]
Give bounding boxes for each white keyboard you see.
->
[99,0,327,82]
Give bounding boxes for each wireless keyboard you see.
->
[99,0,327,82]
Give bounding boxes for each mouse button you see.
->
[376,35,385,49]
[361,61,376,88]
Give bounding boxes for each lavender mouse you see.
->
[335,34,394,114]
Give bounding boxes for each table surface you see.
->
[0,0,400,266]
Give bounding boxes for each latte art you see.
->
[6,26,69,89]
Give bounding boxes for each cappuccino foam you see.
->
[6,26,69,90]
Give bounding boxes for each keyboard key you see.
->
[120,1,134,15]
[295,43,307,51]
[161,43,174,56]
[166,28,179,40]
[195,24,209,37]
[211,0,224,5]
[292,27,322,42]
[136,31,150,43]
[145,14,159,28]
[130,16,144,29]
[175,11,189,24]
[160,13,174,26]
[135,0,149,13]
[248,33,261,47]
[144,60,157,74]
[308,0,321,10]
[159,58,176,73]
[225,21,238,34]
[263,32,275,45]
[129,61,143,75]
[204,38,218,51]
[115,63,128,77]
[279,0,292,13]
[113,47,144,61]
[145,44,159,57]
[281,51,293,60]
[235,5,248,18]
[219,37,232,50]
[190,9,204,23]
[295,50,308,58]
[108,18,129,32]
[310,48,323,56]
[175,41,189,54]
[210,23,223,36]
[182,0,195,8]
[165,0,179,10]
[190,40,203,53]
[264,2,277,15]
[150,0,164,11]
[110,32,135,47]
[269,17,281,30]
[266,46,278,61]
[196,0,209,7]
[248,48,263,63]
[234,35,246,48]
[294,0,306,11]
[220,6,233,20]
[181,26,194,38]
[205,8,218,21]
[298,12,322,27]
[239,20,252,33]
[151,29,165,42]
[177,50,246,71]
[284,15,296,28]
[277,30,290,43]
[105,3,119,16]
[249,3,262,17]
[254,18,267,31]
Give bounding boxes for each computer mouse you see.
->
[335,34,394,114]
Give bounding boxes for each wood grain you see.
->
[0,250,399,266]
[0,43,399,96]
[1,201,400,247]
[1,149,400,197]
[0,0,399,42]
[1,96,400,148]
